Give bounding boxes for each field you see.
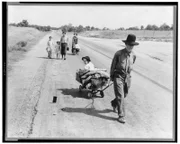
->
[8,26,49,71]
[80,30,173,42]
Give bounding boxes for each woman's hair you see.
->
[82,56,91,62]
[86,59,90,62]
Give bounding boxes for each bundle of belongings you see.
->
[76,68,110,91]
[74,44,81,50]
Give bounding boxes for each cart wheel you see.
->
[79,85,82,92]
[100,91,104,98]
[87,92,93,98]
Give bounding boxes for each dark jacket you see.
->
[110,48,136,94]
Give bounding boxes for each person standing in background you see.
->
[46,36,54,59]
[72,33,78,52]
[55,41,61,59]
[60,31,69,60]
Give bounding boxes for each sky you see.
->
[8,5,174,29]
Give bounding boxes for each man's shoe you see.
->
[113,107,117,113]
[111,101,117,113]
[117,117,126,124]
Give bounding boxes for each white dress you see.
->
[47,40,55,58]
[84,62,95,70]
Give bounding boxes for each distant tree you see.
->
[68,26,75,32]
[159,23,170,31]
[170,24,173,30]
[9,20,53,31]
[85,26,91,31]
[145,24,153,30]
[46,26,51,31]
[118,27,125,30]
[128,26,139,30]
[61,25,68,33]
[66,23,75,32]
[76,25,84,32]
[95,27,100,31]
[102,27,110,30]
[9,23,17,26]
[141,25,144,30]
[51,26,59,30]
[23,20,28,27]
[91,26,95,31]
[151,25,159,30]
[68,23,72,27]
[17,20,29,27]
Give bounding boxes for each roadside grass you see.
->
[80,30,173,42]
[8,26,49,71]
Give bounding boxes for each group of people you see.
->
[46,32,79,60]
[80,34,139,124]
[47,32,139,124]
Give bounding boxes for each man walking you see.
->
[60,31,69,60]
[72,33,78,52]
[110,34,139,123]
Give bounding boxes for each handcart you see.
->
[72,44,80,55]
[76,69,113,98]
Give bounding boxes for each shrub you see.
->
[8,41,28,52]
[17,20,29,27]
[16,41,27,47]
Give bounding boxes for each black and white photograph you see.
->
[3,2,177,142]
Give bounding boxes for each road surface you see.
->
[7,31,174,140]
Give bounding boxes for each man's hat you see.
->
[82,56,91,62]
[122,34,139,46]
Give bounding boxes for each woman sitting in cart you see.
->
[82,56,95,70]
[80,56,95,88]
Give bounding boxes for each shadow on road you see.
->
[66,53,74,55]
[57,88,89,99]
[61,107,116,121]
[57,88,104,100]
[36,56,61,60]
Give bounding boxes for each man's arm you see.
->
[133,54,136,64]
[110,52,118,80]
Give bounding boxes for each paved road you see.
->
[7,31,174,140]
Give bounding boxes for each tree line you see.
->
[9,20,58,32]
[60,24,100,33]
[118,23,173,31]
[9,20,173,32]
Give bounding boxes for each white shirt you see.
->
[84,62,95,70]
[60,35,69,43]
[47,40,54,48]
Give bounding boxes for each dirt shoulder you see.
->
[7,31,54,138]
[8,26,49,71]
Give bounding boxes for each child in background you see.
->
[46,36,54,59]
[55,41,61,59]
